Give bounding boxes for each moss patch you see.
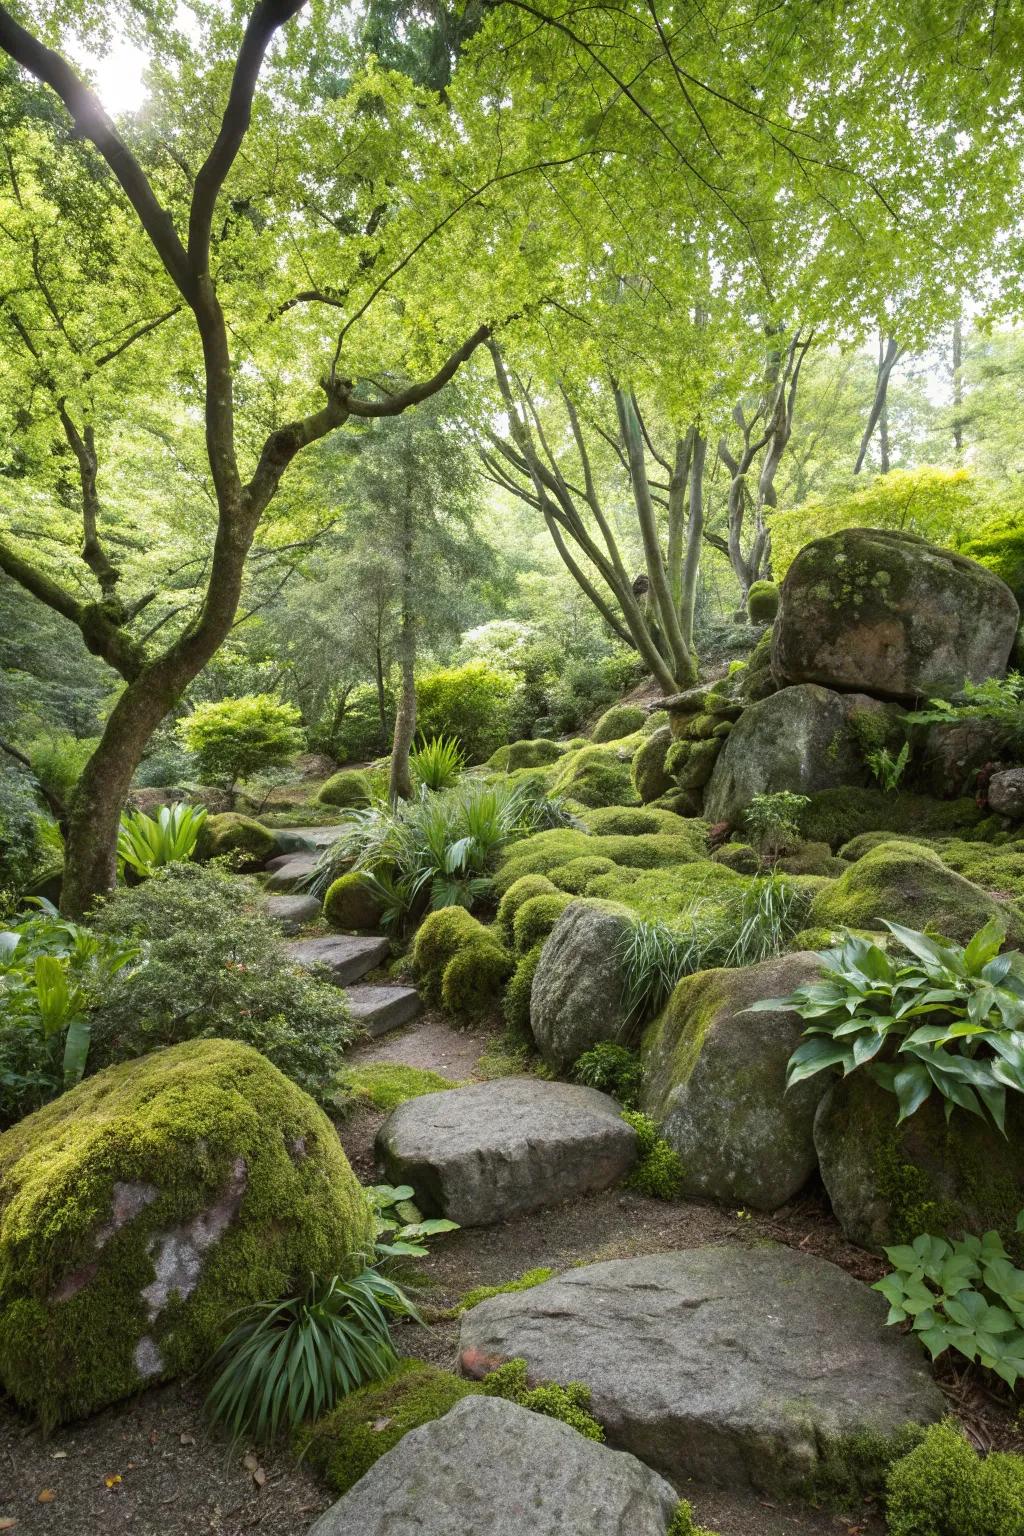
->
[316,770,372,808]
[511,891,575,953]
[335,1062,459,1114]
[434,1266,555,1319]
[487,739,564,772]
[886,1419,1024,1536]
[549,743,640,808]
[195,812,274,870]
[591,704,647,742]
[323,871,383,930]
[496,874,558,945]
[800,788,987,850]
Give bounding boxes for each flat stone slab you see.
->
[307,1396,679,1536]
[264,852,318,892]
[376,1077,637,1227]
[273,824,344,847]
[265,893,320,934]
[287,935,389,985]
[459,1245,944,1492]
[345,984,421,1037]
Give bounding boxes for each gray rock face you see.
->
[345,984,421,1037]
[640,952,826,1210]
[287,934,388,984]
[264,852,319,891]
[376,1077,637,1227]
[774,527,1019,702]
[988,766,1024,819]
[529,902,633,1071]
[459,1246,943,1492]
[307,1396,680,1536]
[265,893,321,934]
[703,684,892,824]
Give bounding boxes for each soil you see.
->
[2,1007,1020,1536]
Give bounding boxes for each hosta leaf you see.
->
[893,1062,932,1122]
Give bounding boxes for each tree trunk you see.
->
[388,500,416,802]
[854,336,901,474]
[952,317,964,461]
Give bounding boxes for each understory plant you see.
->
[867,742,911,793]
[205,1267,421,1442]
[762,918,1024,1133]
[874,1219,1024,1390]
[410,734,465,790]
[621,1109,686,1199]
[744,791,810,862]
[885,1419,1024,1535]
[117,803,207,878]
[907,672,1024,756]
[0,899,138,1126]
[572,1042,643,1107]
[366,1183,458,1260]
[478,1357,604,1440]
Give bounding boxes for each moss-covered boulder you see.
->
[529,901,633,1071]
[511,891,575,953]
[807,841,1024,945]
[814,1073,1024,1250]
[496,874,559,945]
[665,736,721,791]
[800,786,987,849]
[317,769,372,808]
[591,704,647,743]
[640,953,827,1210]
[746,580,780,624]
[774,528,1020,702]
[440,942,513,1019]
[547,855,617,894]
[550,744,640,808]
[631,725,674,803]
[0,1039,372,1427]
[703,684,893,825]
[580,805,700,839]
[323,871,383,931]
[487,739,564,772]
[195,811,275,871]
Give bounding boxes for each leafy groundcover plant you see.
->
[751,918,1024,1133]
[874,1216,1024,1389]
[117,803,207,878]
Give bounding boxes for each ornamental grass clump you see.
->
[117,803,207,878]
[754,918,1024,1135]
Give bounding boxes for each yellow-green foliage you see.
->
[669,1502,720,1536]
[585,859,745,924]
[316,769,372,808]
[591,704,646,743]
[195,811,275,870]
[479,1357,604,1441]
[487,738,564,772]
[549,743,640,808]
[323,872,383,931]
[504,944,543,1031]
[547,855,617,893]
[495,826,706,895]
[496,874,558,945]
[808,841,1024,945]
[620,1109,686,1199]
[0,1039,372,1428]
[336,1062,458,1113]
[746,579,780,623]
[963,515,1024,605]
[438,1266,555,1318]
[580,805,702,839]
[411,906,491,1000]
[440,940,513,1018]
[800,788,987,849]
[886,1420,1024,1536]
[511,891,575,953]
[298,1359,480,1495]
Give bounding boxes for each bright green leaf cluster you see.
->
[117,802,207,878]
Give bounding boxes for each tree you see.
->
[178,694,304,803]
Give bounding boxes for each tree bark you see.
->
[854,335,902,474]
[388,498,416,802]
[952,317,964,461]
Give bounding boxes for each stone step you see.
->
[271,824,344,853]
[287,934,389,985]
[345,984,421,1038]
[266,893,321,934]
[264,852,319,892]
[376,1078,638,1227]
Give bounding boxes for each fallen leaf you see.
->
[50,1452,67,1461]
[0,1518,17,1530]
[242,1452,259,1472]
[37,1491,56,1504]
[148,1430,159,1446]
[180,1432,195,1446]
[104,1475,123,1489]
[252,1467,267,1488]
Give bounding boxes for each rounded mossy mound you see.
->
[591,704,647,744]
[800,787,987,850]
[412,906,491,999]
[546,855,617,894]
[746,580,780,624]
[317,769,372,808]
[549,745,640,808]
[497,874,559,946]
[412,907,511,1017]
[632,725,674,804]
[323,871,384,931]
[195,811,275,870]
[0,1039,373,1428]
[512,891,575,953]
[807,840,1024,945]
[487,739,564,772]
[579,805,701,840]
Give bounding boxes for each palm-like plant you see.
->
[205,1267,421,1442]
[410,734,465,790]
[117,803,208,878]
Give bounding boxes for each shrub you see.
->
[621,1109,686,1199]
[195,811,275,870]
[410,735,465,790]
[412,906,492,1000]
[440,940,513,1018]
[758,919,1024,1133]
[511,891,574,954]
[479,1357,604,1441]
[886,1420,1024,1536]
[178,694,304,799]
[328,681,393,763]
[317,769,372,808]
[746,579,780,624]
[323,872,383,931]
[874,1220,1024,1390]
[88,864,355,1098]
[415,661,516,762]
[591,703,646,743]
[744,791,810,860]
[117,803,207,878]
[0,768,44,896]
[573,1042,643,1107]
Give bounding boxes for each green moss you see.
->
[0,1040,372,1428]
[323,871,383,931]
[631,725,674,803]
[665,737,721,789]
[496,874,559,945]
[800,788,987,850]
[316,770,372,808]
[297,1359,480,1495]
[591,703,646,742]
[808,840,1024,945]
[336,1062,458,1113]
[487,739,564,772]
[440,940,513,1018]
[800,1423,926,1513]
[620,1109,686,1199]
[668,1502,720,1536]
[674,712,720,742]
[493,828,598,892]
[435,1266,555,1319]
[645,709,670,734]
[479,1357,604,1441]
[746,579,780,624]
[411,906,493,1001]
[195,811,275,870]
[580,805,702,840]
[494,826,705,894]
[511,891,575,953]
[546,855,617,894]
[549,744,640,808]
[886,1420,1024,1535]
[503,944,543,1032]
[586,859,745,924]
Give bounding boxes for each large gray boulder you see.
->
[814,1074,1024,1251]
[375,1077,637,1227]
[640,952,826,1210]
[988,766,1024,819]
[529,902,633,1071]
[307,1396,680,1536]
[774,527,1019,702]
[702,684,891,825]
[459,1246,943,1493]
